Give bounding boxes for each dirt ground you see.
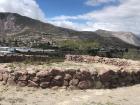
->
[0,84,140,105]
[0,59,140,105]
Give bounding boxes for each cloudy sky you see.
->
[0,0,140,35]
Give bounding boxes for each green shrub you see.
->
[57,39,100,50]
[123,49,140,60]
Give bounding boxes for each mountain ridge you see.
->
[0,12,139,48]
[95,29,140,47]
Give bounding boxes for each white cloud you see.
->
[0,0,139,35]
[49,0,140,35]
[49,20,79,29]
[85,0,116,6]
[0,0,46,22]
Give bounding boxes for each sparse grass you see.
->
[83,102,119,105]
[1,60,120,73]
[43,93,48,96]
[7,63,16,70]
[7,98,25,105]
[123,49,140,60]
[57,39,100,50]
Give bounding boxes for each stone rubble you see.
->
[65,55,131,66]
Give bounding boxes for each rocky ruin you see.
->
[0,67,140,89]
[0,55,139,90]
[0,54,48,63]
[65,55,131,66]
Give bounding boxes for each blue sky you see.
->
[0,0,140,35]
[37,0,88,17]
[36,0,119,18]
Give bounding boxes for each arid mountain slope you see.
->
[0,12,139,48]
[96,29,140,47]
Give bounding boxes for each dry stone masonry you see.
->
[65,55,131,66]
[0,68,140,89]
[0,54,139,89]
[0,54,48,63]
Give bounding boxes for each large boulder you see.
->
[50,69,64,76]
[51,75,64,86]
[30,77,40,83]
[94,81,103,89]
[40,82,50,89]
[64,74,72,80]
[63,80,69,86]
[69,79,79,86]
[74,70,91,81]
[78,80,93,89]
[0,73,3,81]
[2,72,9,84]
[36,71,49,78]
[28,80,39,87]
[64,69,76,76]
[37,71,53,83]
[100,70,119,88]
[7,73,17,86]
[17,81,28,87]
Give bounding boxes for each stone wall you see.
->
[0,55,48,63]
[65,55,130,66]
[0,68,140,89]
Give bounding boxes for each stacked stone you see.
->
[0,69,93,89]
[0,55,48,63]
[65,55,130,66]
[0,68,140,89]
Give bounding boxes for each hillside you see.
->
[95,29,140,47]
[0,12,139,48]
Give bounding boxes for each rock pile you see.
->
[0,68,140,89]
[65,55,130,66]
